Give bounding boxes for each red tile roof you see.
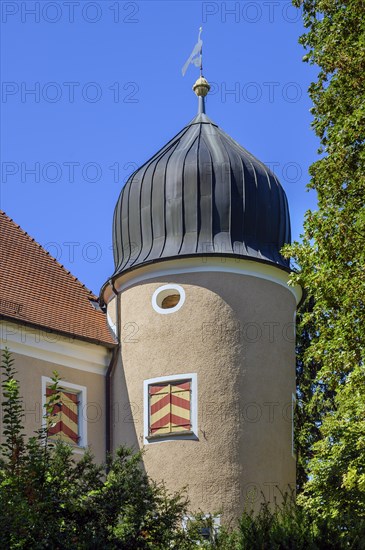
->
[0,211,116,347]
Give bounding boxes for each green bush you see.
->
[215,494,365,550]
[2,348,364,549]
[0,348,200,549]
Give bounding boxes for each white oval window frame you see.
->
[152,284,186,315]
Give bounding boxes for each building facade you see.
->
[0,210,116,464]
[1,77,301,523]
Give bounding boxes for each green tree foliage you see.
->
[1,347,364,548]
[283,0,365,530]
[0,348,205,549]
[293,302,323,492]
[1,347,25,470]
[212,495,361,550]
[300,368,365,536]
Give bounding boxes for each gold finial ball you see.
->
[193,76,210,97]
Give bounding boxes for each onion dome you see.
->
[112,77,291,278]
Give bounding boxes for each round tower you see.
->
[101,77,301,523]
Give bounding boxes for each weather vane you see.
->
[182,27,210,114]
[182,26,203,77]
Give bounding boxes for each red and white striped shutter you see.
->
[170,381,191,432]
[149,380,191,436]
[47,387,80,444]
[149,384,171,435]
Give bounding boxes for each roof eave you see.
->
[100,252,292,306]
[0,314,117,349]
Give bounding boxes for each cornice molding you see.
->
[103,257,302,305]
[0,320,111,375]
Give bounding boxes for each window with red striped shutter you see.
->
[46,387,80,445]
[149,380,191,436]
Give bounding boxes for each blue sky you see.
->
[1,0,319,295]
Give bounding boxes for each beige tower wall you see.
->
[111,265,298,523]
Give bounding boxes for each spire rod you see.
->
[199,30,203,78]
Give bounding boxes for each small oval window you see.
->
[161,294,180,309]
[152,285,185,314]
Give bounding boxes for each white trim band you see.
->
[103,257,302,305]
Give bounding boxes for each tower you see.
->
[101,76,302,523]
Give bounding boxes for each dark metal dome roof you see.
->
[112,111,291,277]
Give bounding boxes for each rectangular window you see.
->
[182,514,221,542]
[149,380,191,436]
[144,374,198,443]
[42,377,87,449]
[46,387,80,445]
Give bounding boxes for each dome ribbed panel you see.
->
[219,135,245,254]
[127,171,143,267]
[196,131,213,253]
[242,157,258,257]
[163,126,199,258]
[119,177,132,270]
[112,113,291,277]
[180,134,200,254]
[136,160,156,265]
[112,186,123,267]
[203,125,232,254]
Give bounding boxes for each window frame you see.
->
[182,514,221,543]
[151,284,186,314]
[41,376,87,450]
[143,373,198,444]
